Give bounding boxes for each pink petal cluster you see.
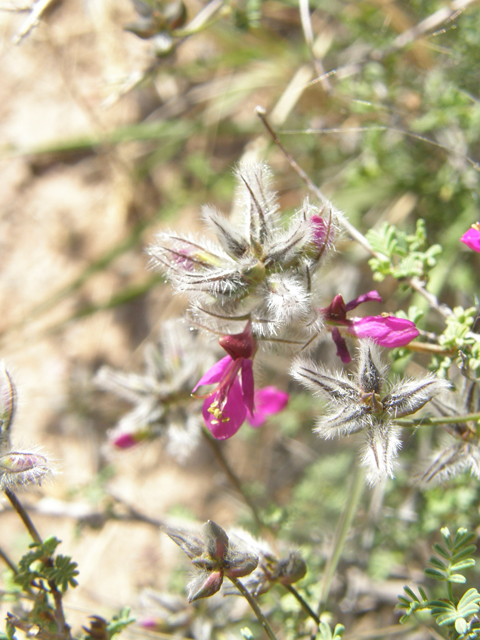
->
[460,224,480,253]
[320,291,419,363]
[193,323,288,439]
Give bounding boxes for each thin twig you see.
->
[386,0,477,55]
[255,106,381,257]
[228,575,279,640]
[12,0,58,43]
[409,277,453,320]
[0,545,18,574]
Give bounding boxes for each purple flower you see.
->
[347,315,420,348]
[247,387,289,428]
[320,291,419,363]
[460,224,480,253]
[194,354,254,439]
[193,323,288,439]
[110,431,147,449]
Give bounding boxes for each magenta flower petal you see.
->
[345,290,382,312]
[202,378,246,439]
[241,359,255,415]
[111,433,139,449]
[460,226,480,253]
[247,386,289,427]
[193,356,233,392]
[349,315,419,347]
[310,214,328,249]
[331,327,352,364]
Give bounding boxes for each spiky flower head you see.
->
[163,520,258,602]
[292,340,450,485]
[146,163,338,342]
[95,321,212,462]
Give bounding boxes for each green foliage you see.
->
[398,527,480,638]
[433,306,480,377]
[15,536,78,593]
[318,620,345,640]
[107,607,136,638]
[366,219,442,282]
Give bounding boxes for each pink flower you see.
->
[193,323,288,439]
[110,432,142,449]
[247,387,289,427]
[347,315,420,347]
[320,291,419,363]
[460,224,480,253]
[193,354,255,439]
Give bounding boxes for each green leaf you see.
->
[447,574,467,584]
[429,557,448,570]
[425,568,447,581]
[451,559,476,572]
[455,618,468,635]
[432,543,451,560]
[107,606,136,638]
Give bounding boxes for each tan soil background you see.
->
[0,0,268,629]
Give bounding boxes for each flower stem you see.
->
[4,488,42,544]
[201,429,272,540]
[317,464,364,614]
[396,412,480,427]
[228,575,279,640]
[283,583,320,624]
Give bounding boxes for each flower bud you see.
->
[187,570,223,602]
[202,520,229,562]
[218,322,255,360]
[275,551,307,585]
[0,451,53,490]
